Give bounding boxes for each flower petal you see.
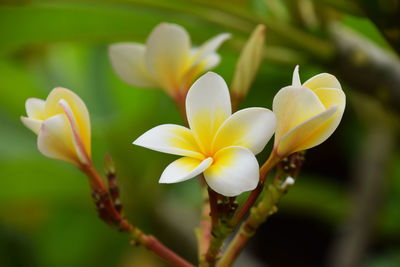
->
[312,87,346,136]
[145,23,191,94]
[191,33,231,66]
[277,105,338,156]
[303,73,342,91]
[44,87,91,158]
[133,124,204,159]
[182,53,221,90]
[59,99,91,165]
[186,72,232,154]
[212,108,276,155]
[21,116,42,135]
[292,65,301,87]
[108,43,157,88]
[37,114,78,165]
[313,87,346,110]
[204,146,259,196]
[273,85,325,142]
[203,53,221,70]
[25,98,45,120]
[160,157,213,183]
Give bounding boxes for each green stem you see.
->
[218,152,305,267]
[217,181,284,267]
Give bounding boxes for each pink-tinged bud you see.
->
[21,87,91,166]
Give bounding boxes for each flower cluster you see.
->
[21,23,345,198]
[133,67,345,196]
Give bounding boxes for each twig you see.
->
[196,185,212,265]
[80,163,194,267]
[232,153,280,226]
[208,187,219,229]
[218,152,305,267]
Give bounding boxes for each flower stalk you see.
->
[218,152,305,267]
[81,161,195,267]
[231,152,280,227]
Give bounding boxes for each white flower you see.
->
[273,66,346,157]
[21,88,91,166]
[133,72,276,196]
[108,22,231,97]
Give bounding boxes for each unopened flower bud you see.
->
[21,87,91,166]
[231,24,265,106]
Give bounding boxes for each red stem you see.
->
[208,187,219,229]
[81,164,132,231]
[134,229,195,267]
[80,164,194,267]
[232,153,280,226]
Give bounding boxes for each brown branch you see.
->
[208,187,219,229]
[196,185,212,265]
[80,163,194,267]
[132,228,195,267]
[81,164,132,231]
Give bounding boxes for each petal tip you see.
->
[292,65,301,87]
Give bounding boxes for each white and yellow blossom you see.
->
[273,66,346,157]
[108,22,231,97]
[133,72,276,196]
[21,88,91,166]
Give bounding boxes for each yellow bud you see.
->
[231,24,266,106]
[273,66,346,157]
[21,87,92,166]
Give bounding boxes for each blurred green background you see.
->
[1,0,400,266]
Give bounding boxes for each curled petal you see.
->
[59,99,91,165]
[184,53,221,85]
[21,116,42,135]
[312,87,346,136]
[277,105,338,156]
[273,86,325,142]
[204,146,259,196]
[303,73,342,91]
[160,157,213,183]
[44,87,91,158]
[108,43,157,88]
[145,23,191,93]
[212,108,276,155]
[133,124,203,159]
[25,98,45,120]
[292,65,301,87]
[203,53,221,70]
[191,33,231,66]
[186,72,232,154]
[37,114,78,165]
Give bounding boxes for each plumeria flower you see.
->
[108,22,231,99]
[133,72,276,196]
[21,88,91,167]
[273,66,346,157]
